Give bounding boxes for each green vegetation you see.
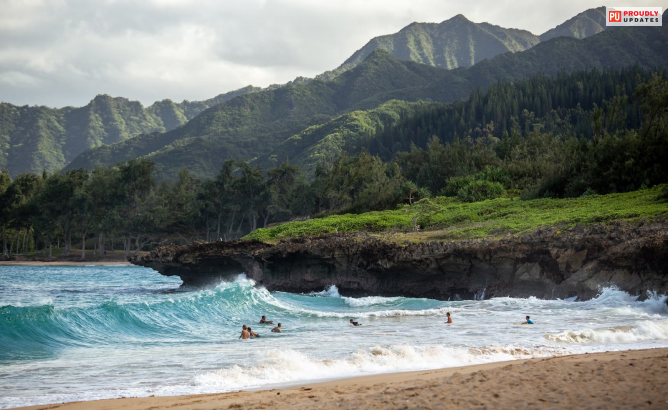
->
[244,186,668,242]
[0,86,263,176]
[5,52,668,259]
[320,7,608,81]
[4,8,667,180]
[258,100,432,173]
[2,67,667,257]
[65,50,448,179]
[66,24,668,180]
[317,14,540,81]
[539,7,606,42]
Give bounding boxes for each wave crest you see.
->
[544,320,668,344]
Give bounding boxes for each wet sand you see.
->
[10,348,668,410]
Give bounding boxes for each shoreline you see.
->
[9,347,668,410]
[0,261,131,266]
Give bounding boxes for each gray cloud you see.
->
[0,0,663,107]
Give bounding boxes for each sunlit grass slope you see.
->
[244,186,668,242]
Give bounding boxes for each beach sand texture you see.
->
[12,348,668,410]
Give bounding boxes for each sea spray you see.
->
[2,267,668,409]
[544,320,668,344]
[193,344,569,391]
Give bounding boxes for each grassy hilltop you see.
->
[244,186,668,243]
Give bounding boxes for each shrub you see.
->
[457,180,506,203]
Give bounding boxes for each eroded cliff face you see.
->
[130,220,668,300]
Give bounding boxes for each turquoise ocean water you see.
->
[1,265,667,408]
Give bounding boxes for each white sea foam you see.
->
[545,320,668,344]
[4,266,668,410]
[343,296,402,307]
[194,344,570,391]
[292,305,456,318]
[309,285,341,298]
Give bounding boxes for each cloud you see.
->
[0,0,663,107]
[0,71,41,86]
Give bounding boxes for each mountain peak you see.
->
[440,14,472,25]
[540,6,607,42]
[451,14,470,21]
[321,13,539,80]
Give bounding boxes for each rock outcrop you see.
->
[130,220,668,300]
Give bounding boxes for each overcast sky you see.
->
[0,0,664,108]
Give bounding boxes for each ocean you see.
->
[1,265,667,408]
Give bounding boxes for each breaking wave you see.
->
[194,344,569,391]
[545,320,668,344]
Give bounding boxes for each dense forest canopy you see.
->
[1,68,667,258]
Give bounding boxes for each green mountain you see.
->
[0,86,263,176]
[65,51,448,179]
[539,7,607,42]
[65,23,668,181]
[317,7,614,82]
[259,100,432,173]
[317,14,540,81]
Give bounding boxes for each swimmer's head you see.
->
[243,325,247,330]
[526,316,530,320]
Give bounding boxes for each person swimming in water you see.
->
[248,327,260,338]
[259,315,274,325]
[445,312,453,323]
[239,325,250,339]
[271,323,282,333]
[350,319,362,326]
[522,315,534,324]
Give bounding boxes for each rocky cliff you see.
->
[130,220,668,300]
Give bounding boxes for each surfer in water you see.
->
[271,323,282,333]
[522,316,534,324]
[446,312,453,323]
[239,325,250,339]
[259,315,274,325]
[248,327,260,338]
[350,319,362,326]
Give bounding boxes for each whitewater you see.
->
[1,265,667,409]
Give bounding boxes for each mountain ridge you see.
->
[539,6,607,42]
[0,86,265,175]
[65,23,668,180]
[316,14,541,81]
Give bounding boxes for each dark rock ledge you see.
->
[130,220,668,300]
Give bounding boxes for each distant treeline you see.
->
[1,68,666,258]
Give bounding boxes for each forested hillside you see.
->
[316,14,540,81]
[0,86,264,176]
[65,50,449,179]
[317,7,610,81]
[2,7,646,177]
[2,68,666,259]
[356,65,655,160]
[539,7,607,41]
[65,23,668,180]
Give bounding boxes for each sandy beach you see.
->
[11,348,668,410]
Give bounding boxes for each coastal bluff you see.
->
[129,220,668,300]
